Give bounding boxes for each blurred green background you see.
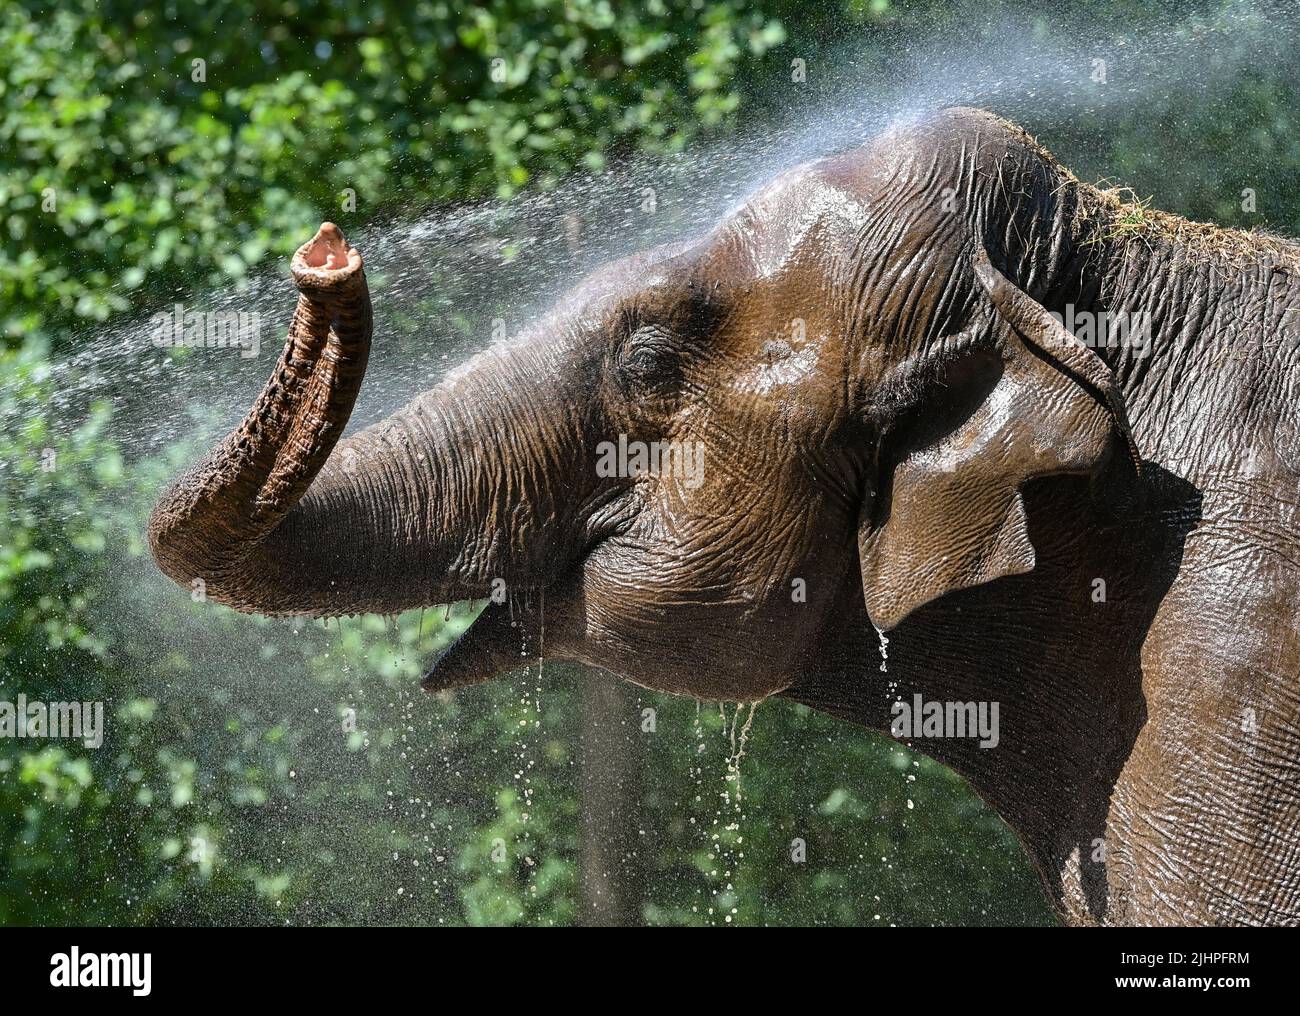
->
[2,0,1298,925]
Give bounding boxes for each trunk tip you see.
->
[293,221,364,289]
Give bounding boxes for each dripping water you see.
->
[700,700,760,925]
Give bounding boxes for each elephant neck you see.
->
[1057,211,1300,482]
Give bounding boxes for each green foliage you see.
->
[1,0,796,347]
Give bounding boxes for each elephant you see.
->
[148,106,1300,927]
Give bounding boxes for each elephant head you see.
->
[148,108,1139,707]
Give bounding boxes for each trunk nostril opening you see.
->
[293,221,362,284]
[304,222,346,266]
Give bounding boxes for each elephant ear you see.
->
[858,250,1141,630]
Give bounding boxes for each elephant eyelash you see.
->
[613,321,685,395]
[615,303,640,335]
[612,285,722,382]
[627,323,673,350]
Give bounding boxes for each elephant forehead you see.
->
[722,169,870,282]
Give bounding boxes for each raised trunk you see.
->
[149,223,392,614]
[150,222,604,621]
[149,224,462,617]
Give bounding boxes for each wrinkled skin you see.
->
[149,108,1300,926]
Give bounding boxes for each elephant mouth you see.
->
[418,524,617,693]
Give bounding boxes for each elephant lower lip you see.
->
[420,631,488,692]
[419,598,532,692]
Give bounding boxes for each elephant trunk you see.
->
[149,222,600,619]
[148,222,383,614]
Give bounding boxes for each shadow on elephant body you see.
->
[780,461,1202,924]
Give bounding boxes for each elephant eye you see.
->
[618,324,680,385]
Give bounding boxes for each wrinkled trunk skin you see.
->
[149,223,389,614]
